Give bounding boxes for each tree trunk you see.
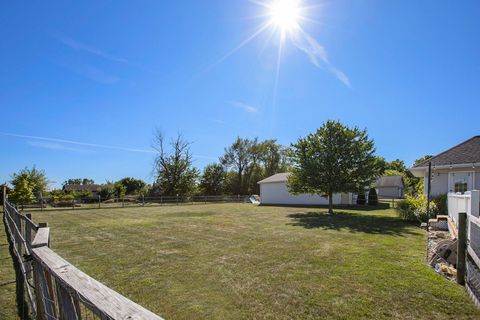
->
[328,192,333,214]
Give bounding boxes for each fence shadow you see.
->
[287,211,416,236]
[3,217,32,320]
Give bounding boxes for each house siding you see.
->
[376,187,402,198]
[423,168,480,196]
[259,182,347,205]
[428,171,449,196]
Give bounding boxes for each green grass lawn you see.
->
[2,203,480,319]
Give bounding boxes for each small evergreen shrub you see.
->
[356,192,366,205]
[368,188,378,205]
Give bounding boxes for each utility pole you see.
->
[427,162,432,215]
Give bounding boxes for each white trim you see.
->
[413,162,480,170]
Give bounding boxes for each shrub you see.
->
[356,192,366,205]
[432,194,448,215]
[368,188,378,205]
[396,194,437,222]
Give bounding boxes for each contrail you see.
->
[0,132,217,160]
[0,132,156,153]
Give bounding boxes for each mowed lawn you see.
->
[3,203,480,319]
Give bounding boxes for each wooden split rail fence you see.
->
[3,196,164,320]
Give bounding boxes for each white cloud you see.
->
[58,62,120,84]
[229,100,258,113]
[209,118,225,125]
[27,141,89,153]
[292,29,351,88]
[1,132,217,160]
[1,132,154,153]
[57,36,129,63]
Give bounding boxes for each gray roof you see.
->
[413,136,480,167]
[258,172,290,184]
[375,176,404,188]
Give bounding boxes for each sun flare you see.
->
[268,0,301,32]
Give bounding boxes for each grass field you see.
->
[2,203,480,319]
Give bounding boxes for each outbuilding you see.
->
[375,175,404,198]
[258,172,353,206]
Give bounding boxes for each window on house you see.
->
[454,182,468,193]
[450,172,471,194]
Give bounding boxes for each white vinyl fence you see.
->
[448,190,480,305]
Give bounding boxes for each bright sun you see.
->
[268,0,301,32]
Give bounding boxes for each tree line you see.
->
[5,120,431,212]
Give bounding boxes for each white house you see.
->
[257,172,353,205]
[410,136,480,196]
[375,175,404,198]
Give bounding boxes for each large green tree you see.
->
[220,137,254,194]
[117,177,147,195]
[9,166,49,208]
[152,130,199,196]
[9,176,34,208]
[11,166,49,198]
[221,138,289,195]
[200,163,226,195]
[287,120,379,214]
[261,139,290,177]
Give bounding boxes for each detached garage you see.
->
[258,173,353,206]
[375,175,404,198]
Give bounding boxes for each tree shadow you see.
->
[287,211,417,236]
[261,203,392,211]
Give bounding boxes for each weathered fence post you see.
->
[56,281,80,320]
[2,185,6,207]
[25,213,33,248]
[122,197,125,208]
[457,211,467,285]
[98,195,101,209]
[176,194,179,205]
[160,196,163,206]
[72,199,75,210]
[142,195,145,206]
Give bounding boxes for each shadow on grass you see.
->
[287,211,416,236]
[261,203,392,211]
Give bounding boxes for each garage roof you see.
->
[375,175,404,188]
[257,172,290,184]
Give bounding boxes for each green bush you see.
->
[356,192,366,205]
[368,188,378,205]
[396,194,437,222]
[432,194,448,215]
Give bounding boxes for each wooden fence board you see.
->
[31,246,163,320]
[32,227,50,248]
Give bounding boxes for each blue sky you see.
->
[1,1,479,188]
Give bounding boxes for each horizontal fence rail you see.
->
[3,197,164,320]
[447,190,480,306]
